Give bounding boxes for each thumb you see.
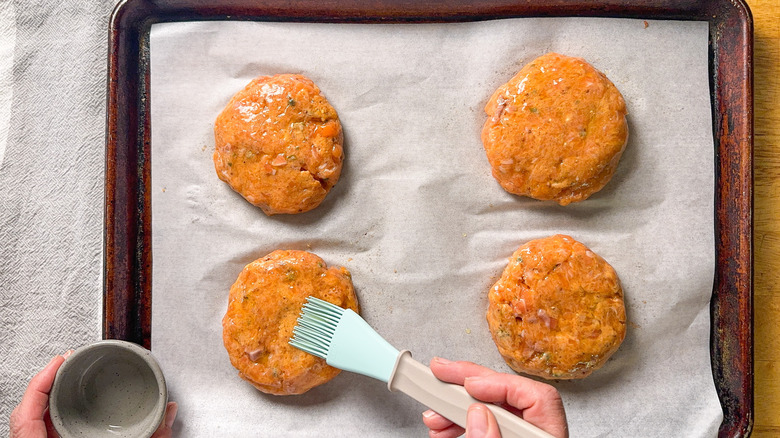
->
[466,404,500,438]
[15,354,67,422]
[150,402,178,438]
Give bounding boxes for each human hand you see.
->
[9,352,70,437]
[10,352,179,438]
[421,357,568,438]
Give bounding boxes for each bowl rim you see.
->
[48,339,168,438]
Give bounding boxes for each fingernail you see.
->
[62,350,74,359]
[422,410,436,419]
[467,404,489,438]
[433,357,452,365]
[464,375,484,384]
[165,402,178,428]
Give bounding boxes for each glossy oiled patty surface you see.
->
[482,53,628,205]
[487,235,626,379]
[222,250,359,395]
[214,74,343,215]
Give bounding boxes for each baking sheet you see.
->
[149,18,721,437]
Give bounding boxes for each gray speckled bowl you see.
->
[49,340,168,438]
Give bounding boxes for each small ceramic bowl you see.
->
[49,340,168,438]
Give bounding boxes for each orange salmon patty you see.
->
[214,74,343,215]
[222,250,359,395]
[482,53,628,205]
[487,235,626,379]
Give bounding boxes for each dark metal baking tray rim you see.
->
[102,1,754,436]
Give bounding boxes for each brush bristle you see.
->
[289,297,346,360]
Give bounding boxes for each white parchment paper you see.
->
[150,18,722,437]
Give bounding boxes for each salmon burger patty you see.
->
[482,53,628,205]
[222,250,359,395]
[487,235,626,379]
[214,74,344,215]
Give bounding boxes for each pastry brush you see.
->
[288,296,555,438]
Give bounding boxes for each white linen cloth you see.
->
[1,1,113,435]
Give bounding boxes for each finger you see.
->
[466,404,500,438]
[429,357,496,386]
[464,374,567,437]
[45,407,58,436]
[464,373,560,411]
[428,422,466,438]
[422,409,455,430]
[14,354,67,422]
[164,402,178,428]
[151,402,178,438]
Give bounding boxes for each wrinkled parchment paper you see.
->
[150,18,721,437]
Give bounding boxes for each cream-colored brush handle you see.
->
[387,351,555,438]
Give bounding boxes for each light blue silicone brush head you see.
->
[289,296,400,382]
